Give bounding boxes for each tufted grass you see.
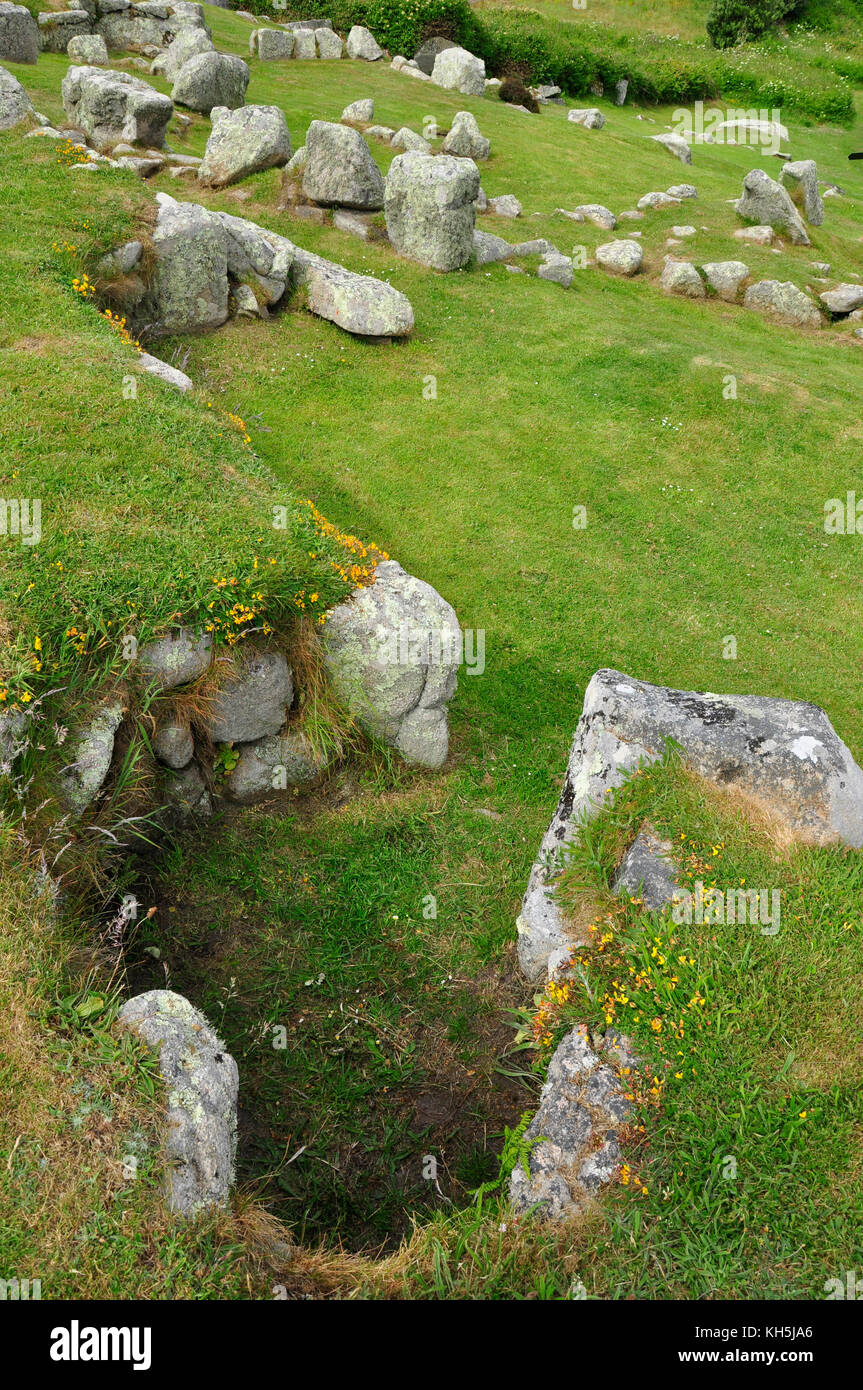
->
[0,3,862,1299]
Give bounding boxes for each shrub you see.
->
[498,75,539,113]
[706,0,794,49]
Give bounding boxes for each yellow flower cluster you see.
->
[56,138,90,167]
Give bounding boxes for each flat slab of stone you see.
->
[744,278,821,327]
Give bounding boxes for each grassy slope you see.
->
[1,6,862,1298]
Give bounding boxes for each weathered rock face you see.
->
[509,1027,631,1220]
[172,51,249,114]
[595,239,642,276]
[744,278,821,328]
[60,701,125,814]
[819,283,863,317]
[442,109,489,160]
[118,990,238,1218]
[95,0,208,53]
[138,627,214,688]
[431,44,485,96]
[650,132,691,163]
[736,169,810,246]
[780,159,824,227]
[346,24,382,61]
[390,125,430,153]
[199,103,291,187]
[290,242,414,336]
[161,760,212,819]
[660,258,705,298]
[385,151,479,271]
[203,651,294,744]
[0,62,33,129]
[575,202,616,228]
[146,194,230,333]
[252,27,293,61]
[341,97,372,123]
[224,729,329,801]
[151,25,213,81]
[67,33,108,64]
[701,259,749,301]
[414,34,454,75]
[315,26,342,59]
[517,668,863,980]
[0,3,39,63]
[322,559,460,768]
[473,228,513,265]
[293,27,315,59]
[612,824,679,910]
[38,9,91,54]
[538,252,573,287]
[568,107,604,129]
[61,66,174,150]
[153,717,194,769]
[302,119,384,209]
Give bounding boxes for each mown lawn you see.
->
[2,5,862,1297]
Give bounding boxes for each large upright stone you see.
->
[346,24,382,61]
[147,192,229,334]
[780,159,824,227]
[151,25,214,81]
[442,109,489,160]
[199,103,291,187]
[38,9,91,54]
[315,26,341,59]
[302,119,384,209]
[252,28,293,61]
[431,44,485,96]
[118,990,238,1218]
[385,151,479,271]
[322,559,460,768]
[516,669,863,980]
[0,62,33,129]
[172,51,249,114]
[736,168,810,245]
[61,66,173,150]
[67,33,109,64]
[0,3,39,63]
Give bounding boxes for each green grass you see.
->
[2,5,863,1298]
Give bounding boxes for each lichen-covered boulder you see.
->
[431,44,484,96]
[385,151,479,271]
[67,32,108,64]
[203,651,293,744]
[302,119,384,209]
[146,193,229,333]
[61,66,173,150]
[172,50,249,114]
[736,168,810,246]
[118,990,238,1217]
[659,258,705,298]
[442,109,489,160]
[780,159,824,227]
[650,131,691,163]
[700,259,749,301]
[743,279,821,328]
[153,717,194,769]
[315,26,341,59]
[59,701,124,814]
[473,228,513,265]
[568,107,604,129]
[138,626,214,688]
[199,103,291,187]
[151,25,214,81]
[0,3,39,63]
[224,730,329,801]
[321,559,460,768]
[341,97,373,123]
[390,125,430,153]
[288,242,414,337]
[252,27,293,61]
[0,62,33,129]
[517,668,863,980]
[595,239,642,276]
[509,1027,630,1220]
[38,9,91,54]
[346,24,382,60]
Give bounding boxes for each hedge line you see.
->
[246,1,854,123]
